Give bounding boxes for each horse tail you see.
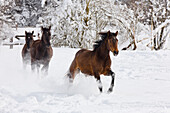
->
[67,57,77,79]
[67,50,83,82]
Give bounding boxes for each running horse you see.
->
[30,26,53,74]
[67,31,119,93]
[21,31,34,68]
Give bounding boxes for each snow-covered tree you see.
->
[121,0,170,50]
[1,0,169,50]
[49,0,139,49]
[148,0,170,50]
[0,0,14,45]
[50,0,97,48]
[12,0,42,27]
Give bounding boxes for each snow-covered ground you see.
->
[0,46,170,113]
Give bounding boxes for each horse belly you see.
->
[79,64,93,75]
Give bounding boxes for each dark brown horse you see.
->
[30,26,53,74]
[21,31,34,67]
[67,31,119,93]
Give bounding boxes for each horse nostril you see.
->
[117,51,119,54]
[114,51,119,55]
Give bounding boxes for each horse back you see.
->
[75,49,111,76]
[32,40,41,48]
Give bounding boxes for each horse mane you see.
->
[93,32,107,51]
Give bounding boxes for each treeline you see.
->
[0,0,169,50]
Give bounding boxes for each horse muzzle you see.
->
[113,51,119,56]
[27,45,30,49]
[46,44,51,48]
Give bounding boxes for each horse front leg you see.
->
[22,59,26,69]
[31,58,36,72]
[94,74,102,93]
[107,70,115,93]
[36,63,40,74]
[41,61,49,75]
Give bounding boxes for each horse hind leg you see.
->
[94,73,103,93]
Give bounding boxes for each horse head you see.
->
[99,31,119,56]
[25,31,34,49]
[107,31,119,56]
[41,26,51,48]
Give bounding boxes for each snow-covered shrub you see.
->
[0,1,14,45]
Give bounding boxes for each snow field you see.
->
[0,46,170,113]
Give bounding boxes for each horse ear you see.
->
[107,30,111,37]
[115,31,118,36]
[25,31,27,35]
[107,30,111,34]
[112,31,118,36]
[49,26,51,30]
[32,31,34,35]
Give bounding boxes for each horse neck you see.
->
[95,40,110,59]
[26,41,30,49]
[41,35,46,46]
[38,36,46,51]
[27,39,33,46]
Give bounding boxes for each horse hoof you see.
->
[69,78,74,83]
[107,88,113,94]
[99,87,102,93]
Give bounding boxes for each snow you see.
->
[164,35,170,50]
[0,45,170,113]
[41,0,46,7]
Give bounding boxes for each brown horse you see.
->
[21,31,34,67]
[30,26,53,74]
[67,31,119,93]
